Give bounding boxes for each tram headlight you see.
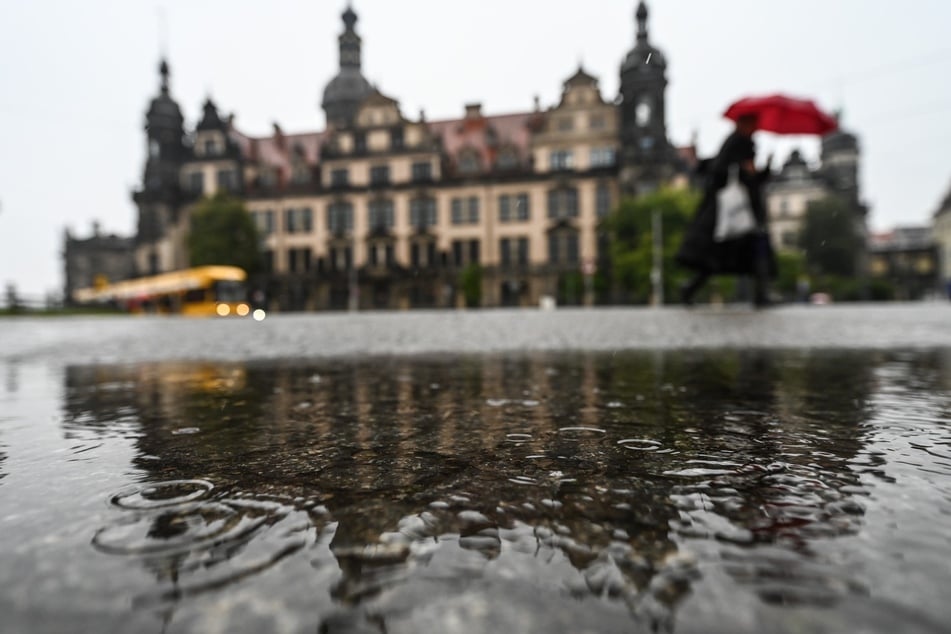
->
[252,309,266,322]
[236,303,250,317]
[216,303,231,316]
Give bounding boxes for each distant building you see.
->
[931,180,951,298]
[868,226,938,300]
[62,222,135,303]
[764,119,869,279]
[67,1,696,311]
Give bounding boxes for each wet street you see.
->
[1,305,951,633]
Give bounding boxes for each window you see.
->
[188,172,204,194]
[204,139,218,156]
[284,207,314,233]
[327,202,354,234]
[354,132,367,154]
[262,250,274,273]
[458,151,480,175]
[467,197,480,224]
[548,231,579,264]
[149,139,160,158]
[410,197,437,228]
[330,245,352,270]
[284,208,313,234]
[291,163,310,185]
[517,237,529,265]
[368,199,395,230]
[287,248,312,273]
[499,237,530,266]
[558,117,574,131]
[548,188,579,219]
[370,165,390,186]
[596,183,612,218]
[217,169,238,192]
[589,114,606,130]
[549,150,574,171]
[253,210,275,235]
[390,128,404,150]
[496,148,519,170]
[451,239,481,267]
[412,161,432,182]
[410,241,437,268]
[500,194,531,222]
[259,168,278,188]
[331,168,349,188]
[590,147,616,168]
[451,197,479,225]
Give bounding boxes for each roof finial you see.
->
[342,3,357,30]
[159,58,170,94]
[636,1,649,42]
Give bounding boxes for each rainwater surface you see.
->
[1,313,951,633]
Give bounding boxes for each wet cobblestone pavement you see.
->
[1,305,950,632]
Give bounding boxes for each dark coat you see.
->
[676,132,777,277]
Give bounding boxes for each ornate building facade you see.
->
[62,2,696,310]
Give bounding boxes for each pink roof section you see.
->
[229,110,540,171]
[428,111,539,169]
[230,128,325,172]
[230,111,691,173]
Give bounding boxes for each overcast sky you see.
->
[2,0,950,298]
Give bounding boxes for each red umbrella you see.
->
[724,94,838,135]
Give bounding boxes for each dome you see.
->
[822,128,858,154]
[322,69,373,110]
[320,5,373,128]
[621,2,667,72]
[146,94,183,130]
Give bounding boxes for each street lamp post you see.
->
[651,209,663,307]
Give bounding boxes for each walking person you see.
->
[676,114,775,307]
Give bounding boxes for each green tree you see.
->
[602,187,700,303]
[187,193,261,273]
[799,195,863,277]
[459,263,483,307]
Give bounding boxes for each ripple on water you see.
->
[95,480,309,605]
[111,479,214,509]
[618,438,662,451]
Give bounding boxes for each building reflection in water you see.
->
[61,350,893,631]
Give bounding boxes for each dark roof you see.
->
[622,1,667,72]
[145,60,184,133]
[196,98,227,132]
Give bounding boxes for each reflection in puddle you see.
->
[24,351,949,631]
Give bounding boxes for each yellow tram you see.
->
[73,266,252,317]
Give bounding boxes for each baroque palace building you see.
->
[65,2,693,311]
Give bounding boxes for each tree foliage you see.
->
[459,263,483,307]
[187,193,261,273]
[799,195,864,277]
[602,187,700,303]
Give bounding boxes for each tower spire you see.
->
[636,1,649,42]
[339,3,361,69]
[159,58,170,94]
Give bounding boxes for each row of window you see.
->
[555,113,608,132]
[330,161,433,188]
[250,186,612,236]
[186,169,240,194]
[265,233,582,273]
[549,147,616,171]
[186,146,613,195]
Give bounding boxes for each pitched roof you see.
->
[427,110,538,169]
